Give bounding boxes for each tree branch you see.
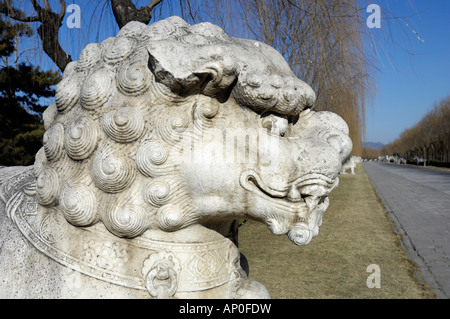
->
[147,0,163,11]
[59,0,66,20]
[111,0,163,29]
[29,0,43,16]
[3,0,71,72]
[2,0,40,22]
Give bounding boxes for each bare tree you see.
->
[2,0,163,72]
[2,0,71,72]
[361,147,380,160]
[382,96,450,164]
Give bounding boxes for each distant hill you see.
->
[362,141,385,150]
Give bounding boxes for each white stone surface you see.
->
[0,17,352,299]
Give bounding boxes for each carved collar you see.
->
[1,167,241,298]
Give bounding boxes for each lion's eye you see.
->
[261,114,288,137]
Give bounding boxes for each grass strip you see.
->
[238,164,435,298]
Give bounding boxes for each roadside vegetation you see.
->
[381,96,450,167]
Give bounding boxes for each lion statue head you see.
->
[35,16,352,246]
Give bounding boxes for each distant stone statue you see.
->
[0,17,352,298]
[413,156,426,166]
[340,156,361,175]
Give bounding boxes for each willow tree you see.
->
[158,0,381,157]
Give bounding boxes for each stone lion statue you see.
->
[340,156,362,175]
[0,17,352,299]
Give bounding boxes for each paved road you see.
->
[363,162,450,299]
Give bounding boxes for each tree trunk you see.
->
[37,15,72,72]
[111,0,162,29]
[3,0,71,72]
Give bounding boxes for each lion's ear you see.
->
[147,41,238,97]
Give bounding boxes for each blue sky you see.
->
[7,0,450,146]
[364,0,450,144]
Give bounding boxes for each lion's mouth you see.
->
[240,170,305,217]
[239,170,337,245]
[240,170,337,208]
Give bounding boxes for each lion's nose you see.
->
[301,81,316,109]
[287,185,302,202]
[286,184,320,212]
